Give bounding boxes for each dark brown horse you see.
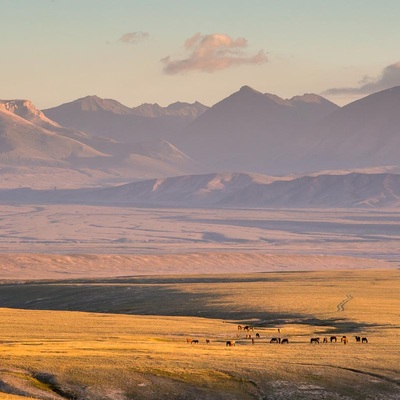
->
[281,338,289,344]
[270,337,280,343]
[362,337,368,343]
[256,333,260,338]
[226,340,235,347]
[310,337,320,344]
[330,336,337,343]
[355,336,361,342]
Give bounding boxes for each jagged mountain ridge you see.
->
[43,96,209,143]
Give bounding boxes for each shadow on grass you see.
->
[0,278,382,334]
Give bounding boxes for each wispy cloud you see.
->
[161,33,268,74]
[323,62,400,96]
[118,32,150,44]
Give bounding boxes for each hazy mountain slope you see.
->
[178,86,339,174]
[71,172,277,205]
[306,86,400,170]
[0,105,106,166]
[1,172,398,208]
[0,99,198,186]
[222,172,400,208]
[43,96,208,143]
[0,172,277,205]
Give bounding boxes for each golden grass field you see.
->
[0,268,399,399]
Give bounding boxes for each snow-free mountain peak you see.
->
[0,99,61,129]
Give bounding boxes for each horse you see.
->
[206,339,210,344]
[323,337,328,343]
[342,337,348,345]
[243,325,252,332]
[341,336,347,343]
[256,333,260,338]
[281,338,289,344]
[238,325,243,331]
[251,338,255,344]
[362,337,368,343]
[186,338,192,344]
[270,338,279,343]
[330,336,337,343]
[192,339,199,344]
[310,337,320,344]
[354,336,361,342]
[226,340,235,347]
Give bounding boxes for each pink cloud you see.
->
[162,33,268,74]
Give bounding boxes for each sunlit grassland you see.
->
[0,269,399,399]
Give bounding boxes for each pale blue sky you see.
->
[1,0,399,108]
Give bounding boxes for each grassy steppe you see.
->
[0,269,399,399]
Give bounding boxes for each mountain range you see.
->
[1,85,400,207]
[42,85,400,176]
[0,99,197,187]
[44,96,208,143]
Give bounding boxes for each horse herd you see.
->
[310,335,368,345]
[186,326,369,347]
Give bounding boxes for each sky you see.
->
[1,0,400,109]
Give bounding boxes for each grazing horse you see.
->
[243,325,252,332]
[341,336,347,343]
[226,340,235,347]
[323,337,328,343]
[192,339,199,344]
[270,338,279,343]
[238,325,243,331]
[354,336,361,342]
[186,338,193,344]
[342,337,348,345]
[362,337,368,343]
[330,336,337,343]
[206,339,210,344]
[310,337,320,344]
[281,338,289,344]
[256,333,260,338]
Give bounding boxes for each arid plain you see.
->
[0,204,399,399]
[0,269,399,399]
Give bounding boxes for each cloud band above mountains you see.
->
[323,62,400,96]
[161,33,268,74]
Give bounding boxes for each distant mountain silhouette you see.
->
[178,86,339,174]
[43,96,208,143]
[1,172,399,208]
[304,86,400,170]
[3,85,400,189]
